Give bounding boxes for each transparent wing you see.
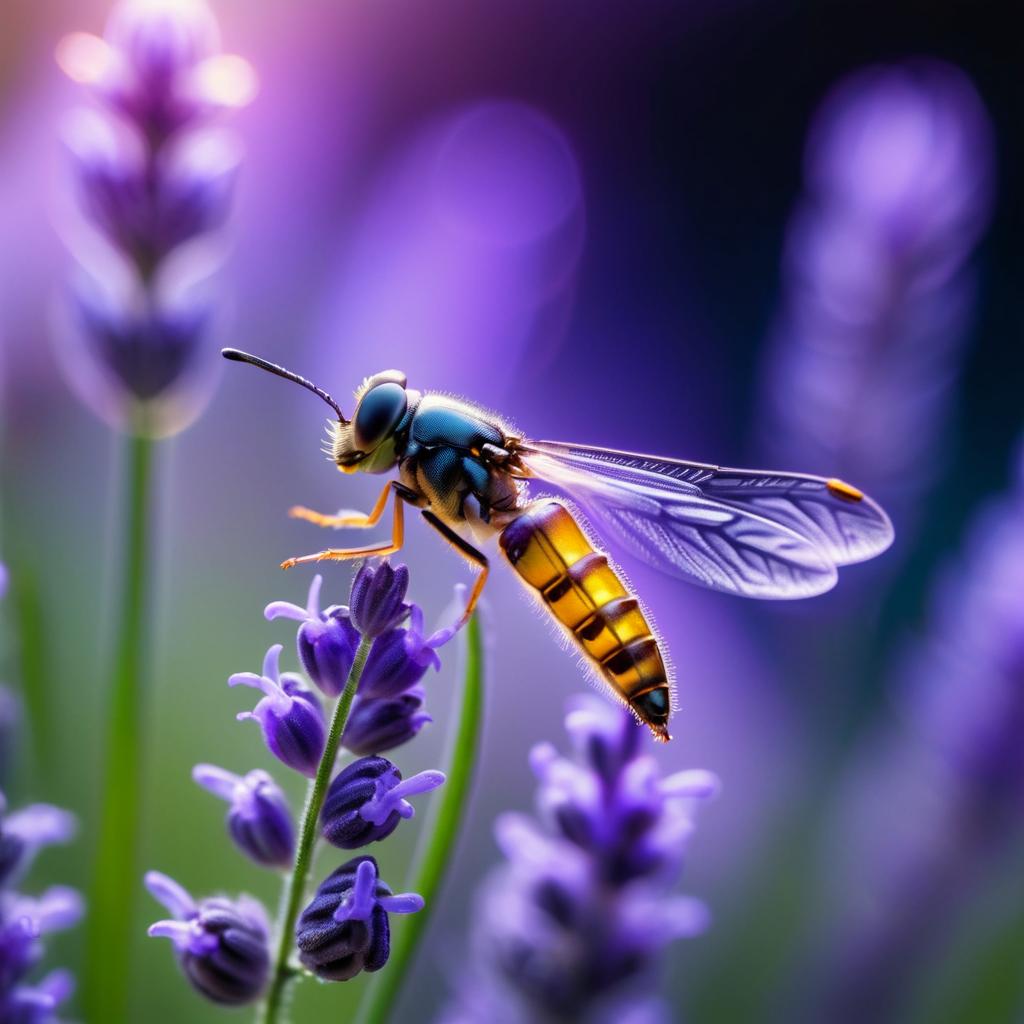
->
[519,440,894,600]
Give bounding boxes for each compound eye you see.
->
[353,382,408,451]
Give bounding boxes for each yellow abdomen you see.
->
[499,500,672,740]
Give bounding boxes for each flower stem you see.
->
[355,613,485,1024]
[83,432,156,1023]
[259,632,374,1024]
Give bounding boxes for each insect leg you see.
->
[281,492,405,569]
[288,480,394,529]
[421,510,489,630]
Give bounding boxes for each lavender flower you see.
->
[295,856,424,981]
[151,562,454,1015]
[359,604,453,700]
[265,575,359,698]
[813,447,1024,1021]
[445,696,718,1023]
[268,571,458,754]
[342,686,433,756]
[55,0,256,436]
[0,793,82,1023]
[229,645,326,778]
[759,61,994,524]
[349,562,411,638]
[320,756,445,849]
[146,871,270,1006]
[192,765,294,869]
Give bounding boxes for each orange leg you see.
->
[288,481,394,529]
[421,510,489,630]
[281,494,404,570]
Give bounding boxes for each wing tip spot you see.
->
[827,478,864,503]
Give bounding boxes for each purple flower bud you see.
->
[104,0,220,138]
[65,112,239,266]
[0,888,84,991]
[320,756,445,849]
[349,561,410,638]
[71,273,211,403]
[55,0,255,440]
[531,702,719,884]
[0,917,38,995]
[359,604,456,700]
[0,968,74,1024]
[265,575,359,697]
[342,686,432,757]
[146,871,270,1006]
[295,857,423,981]
[192,765,294,869]
[229,645,325,777]
[564,696,644,787]
[0,802,76,888]
[444,696,716,1021]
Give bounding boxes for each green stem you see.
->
[6,564,53,782]
[83,432,156,1023]
[355,613,485,1024]
[260,633,374,1024]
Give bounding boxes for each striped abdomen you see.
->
[499,500,672,741]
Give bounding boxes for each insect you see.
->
[223,348,893,742]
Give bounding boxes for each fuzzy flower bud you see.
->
[349,562,410,638]
[265,575,358,697]
[295,857,423,981]
[146,871,270,1006]
[192,765,294,869]
[320,756,445,850]
[342,686,432,757]
[229,645,325,777]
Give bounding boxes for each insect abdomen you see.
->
[499,501,672,740]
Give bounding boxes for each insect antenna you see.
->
[222,348,348,423]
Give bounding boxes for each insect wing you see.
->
[520,441,850,599]
[700,468,893,566]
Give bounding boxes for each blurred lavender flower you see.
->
[146,871,270,1006]
[0,804,76,890]
[55,0,256,436]
[443,695,718,1024]
[759,61,994,526]
[0,791,82,1023]
[813,447,1024,1021]
[192,765,294,869]
[152,562,454,1015]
